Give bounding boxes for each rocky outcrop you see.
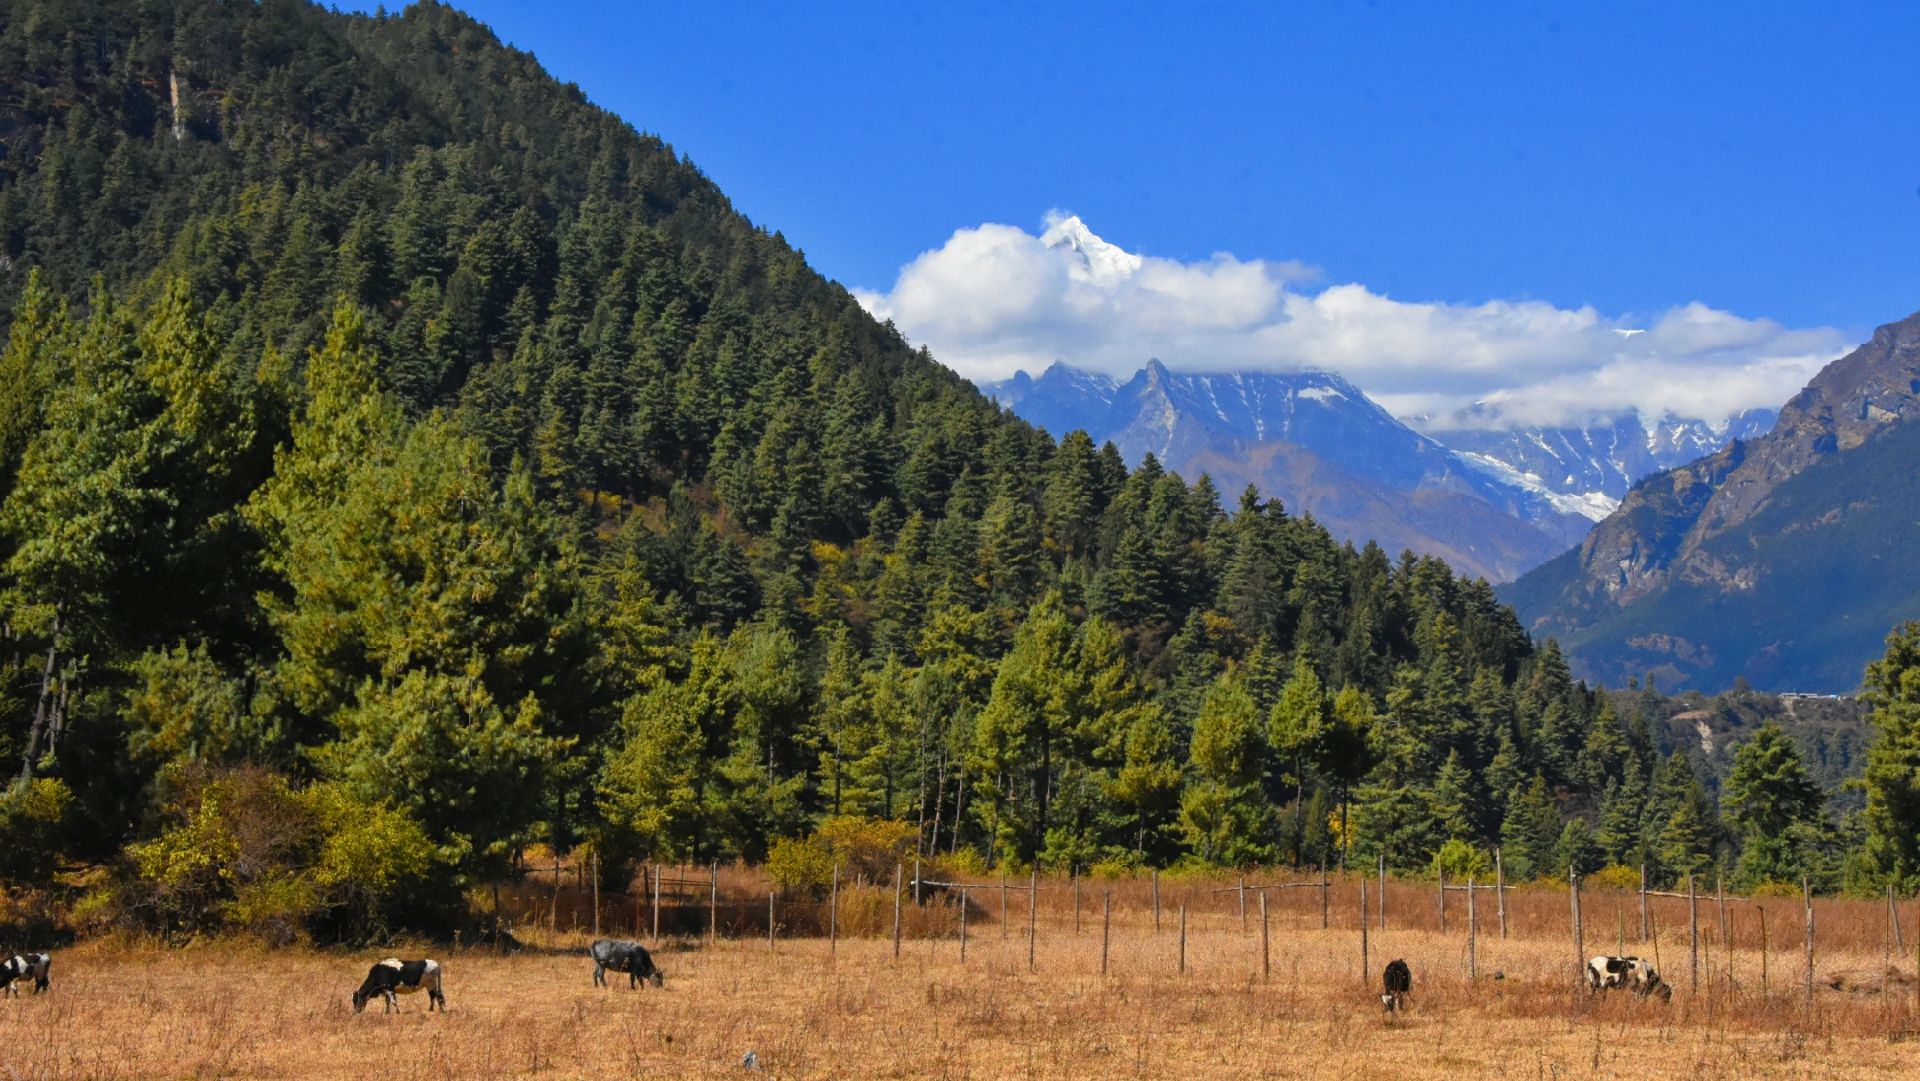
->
[1508,310,1920,691]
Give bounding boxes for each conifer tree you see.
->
[1852,622,1920,890]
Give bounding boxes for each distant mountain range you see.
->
[983,361,1594,582]
[1424,407,1778,518]
[982,361,1770,585]
[1506,309,1920,693]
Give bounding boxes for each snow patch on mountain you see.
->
[1041,213,1142,287]
[1455,452,1620,522]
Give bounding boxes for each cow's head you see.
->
[648,967,665,988]
[351,989,370,1013]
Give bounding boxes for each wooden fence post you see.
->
[1074,873,1082,935]
[1891,883,1904,954]
[1153,870,1162,933]
[768,891,776,951]
[913,854,922,905]
[1759,905,1768,996]
[1570,870,1585,994]
[893,862,904,961]
[1495,848,1507,938]
[1261,891,1271,982]
[1718,875,1729,951]
[829,861,839,955]
[1467,873,1477,981]
[591,850,601,937]
[959,887,969,962]
[1239,875,1247,933]
[652,867,662,940]
[1101,891,1111,976]
[1360,878,1370,987]
[709,862,719,946]
[1688,873,1699,996]
[1649,900,1662,974]
[1639,863,1649,943]
[1725,904,1735,995]
[1027,868,1038,973]
[1378,852,1387,931]
[1000,868,1009,938]
[1178,903,1188,975]
[1320,864,1330,929]
[1437,868,1446,933]
[1803,875,1814,1007]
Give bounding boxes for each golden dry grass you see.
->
[7,873,1920,1079]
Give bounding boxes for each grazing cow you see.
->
[589,939,665,989]
[1381,958,1411,1011]
[0,953,50,996]
[352,958,445,1013]
[1586,955,1671,1001]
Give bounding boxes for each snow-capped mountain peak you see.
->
[1041,213,1142,286]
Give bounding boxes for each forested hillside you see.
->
[0,0,1905,942]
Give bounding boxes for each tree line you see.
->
[1,0,1918,943]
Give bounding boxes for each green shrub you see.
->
[814,816,916,884]
[0,777,75,883]
[767,836,835,895]
[1587,863,1642,891]
[114,765,445,942]
[1432,839,1491,880]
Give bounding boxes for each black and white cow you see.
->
[351,958,445,1013]
[1586,955,1671,1001]
[589,939,665,989]
[1381,958,1411,1011]
[0,953,50,996]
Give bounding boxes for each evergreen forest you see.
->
[3,0,1919,942]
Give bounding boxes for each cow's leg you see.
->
[430,986,445,1012]
[594,962,605,987]
[385,989,397,1014]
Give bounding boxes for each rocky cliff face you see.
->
[1506,310,1920,692]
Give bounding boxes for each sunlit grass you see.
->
[5,870,1918,1079]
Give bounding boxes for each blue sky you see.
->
[382,1,1920,425]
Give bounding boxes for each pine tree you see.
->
[1852,622,1920,891]
[1594,769,1649,869]
[970,592,1075,865]
[1426,749,1483,844]
[1268,650,1331,806]
[600,634,735,862]
[1180,669,1273,866]
[1500,774,1560,881]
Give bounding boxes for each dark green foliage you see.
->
[0,0,1886,937]
[1850,622,1920,892]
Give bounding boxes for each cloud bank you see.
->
[854,213,1851,429]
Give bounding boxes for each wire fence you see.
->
[485,857,1920,1015]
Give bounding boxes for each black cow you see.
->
[352,958,445,1013]
[589,939,665,989]
[1381,958,1411,1011]
[1586,955,1671,1001]
[0,953,50,996]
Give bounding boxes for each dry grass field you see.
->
[6,872,1920,1079]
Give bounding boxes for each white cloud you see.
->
[855,214,1853,429]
